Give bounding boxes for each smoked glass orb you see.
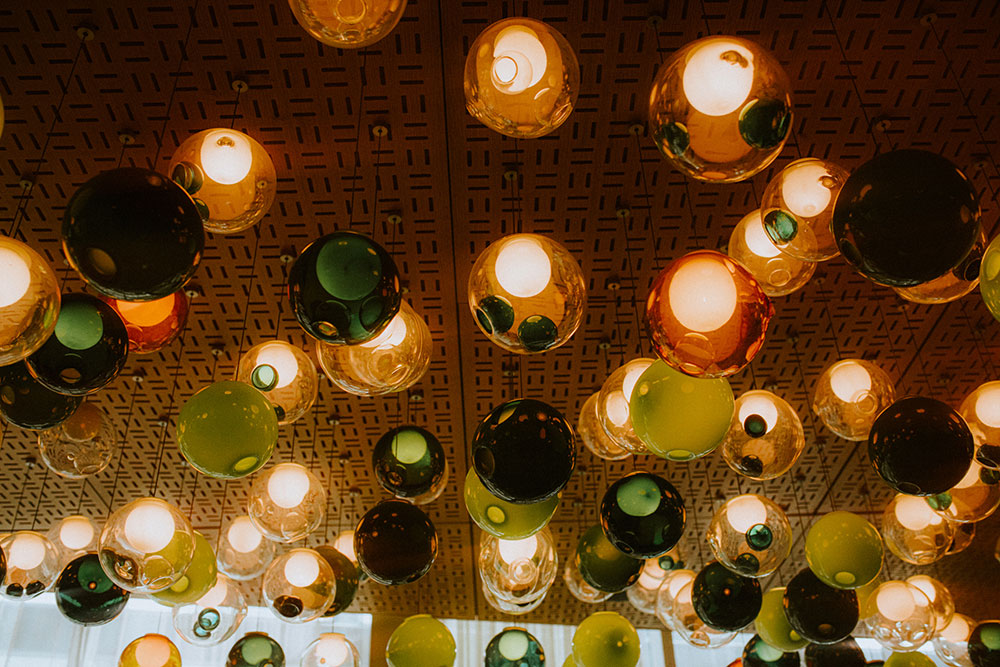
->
[152,531,217,605]
[928,459,1000,523]
[262,548,335,623]
[479,528,557,607]
[47,514,100,565]
[597,358,654,454]
[572,612,640,667]
[812,358,895,441]
[654,568,695,630]
[627,557,671,615]
[982,234,1000,324]
[721,390,805,481]
[574,524,642,594]
[172,573,247,646]
[727,210,816,297]
[884,653,936,667]
[98,497,196,594]
[248,462,326,543]
[895,226,986,304]
[648,35,792,182]
[578,391,631,460]
[177,380,279,479]
[0,531,60,600]
[228,633,285,667]
[564,558,612,604]
[691,561,762,632]
[906,575,954,635]
[288,0,407,48]
[468,233,585,354]
[316,545,359,616]
[236,340,317,424]
[743,634,800,667]
[864,581,934,651]
[288,231,401,345]
[316,300,431,396]
[118,635,182,667]
[629,359,734,461]
[805,638,867,667]
[103,291,189,354]
[464,18,579,139]
[464,468,559,539]
[882,494,955,565]
[671,580,739,648]
[301,633,360,667]
[761,158,850,261]
[483,577,546,615]
[0,236,60,366]
[805,510,883,590]
[169,128,276,234]
[959,381,1000,470]
[355,499,437,585]
[486,628,545,667]
[372,425,447,501]
[26,292,128,395]
[970,621,1000,667]
[707,494,791,577]
[755,586,808,652]
[783,568,859,645]
[386,615,456,667]
[0,360,81,429]
[934,613,974,667]
[37,400,117,479]
[599,471,685,558]
[217,515,276,581]
[55,552,129,625]
[62,168,204,301]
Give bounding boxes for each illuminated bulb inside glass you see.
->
[491,26,547,94]
[637,558,668,589]
[682,40,755,116]
[906,576,937,605]
[116,294,176,327]
[267,464,310,509]
[59,517,95,550]
[975,385,1000,428]
[954,461,981,490]
[738,394,779,433]
[781,163,833,218]
[494,237,552,298]
[605,392,629,427]
[8,533,46,570]
[228,516,263,553]
[254,343,300,389]
[830,361,872,403]
[134,636,172,667]
[123,501,175,553]
[622,361,651,403]
[391,429,429,464]
[199,129,253,185]
[0,247,32,308]
[315,634,351,666]
[743,213,782,259]
[677,581,693,605]
[498,535,538,564]
[894,495,938,531]
[940,614,970,642]
[334,531,356,562]
[198,577,229,608]
[284,551,320,588]
[667,571,694,598]
[726,494,768,533]
[876,582,917,622]
[359,311,408,350]
[668,257,738,332]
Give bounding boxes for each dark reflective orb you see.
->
[0,361,82,429]
[783,568,858,645]
[599,471,685,559]
[316,545,359,617]
[227,632,285,667]
[355,499,438,585]
[372,425,446,498]
[742,634,800,667]
[476,295,515,334]
[869,396,974,496]
[287,231,401,344]
[55,553,129,626]
[969,620,1000,667]
[574,524,642,594]
[804,638,867,667]
[518,315,559,352]
[691,561,762,632]
[62,168,204,300]
[485,628,545,667]
[738,98,791,150]
[472,398,575,504]
[0,544,6,584]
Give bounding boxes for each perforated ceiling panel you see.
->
[1,0,999,628]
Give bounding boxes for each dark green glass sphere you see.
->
[373,425,446,498]
[599,471,685,559]
[485,628,545,667]
[355,499,438,585]
[574,525,642,594]
[742,634,800,666]
[783,568,858,645]
[55,553,129,625]
[62,168,204,300]
[287,231,401,344]
[869,396,974,496]
[0,361,82,429]
[227,632,285,667]
[804,638,867,667]
[969,620,1000,667]
[691,561,762,632]
[472,398,575,504]
[316,545,359,617]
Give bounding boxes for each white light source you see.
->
[498,535,538,564]
[123,501,175,553]
[0,247,31,308]
[738,393,780,433]
[876,582,917,622]
[254,343,300,389]
[668,256,738,332]
[59,517,95,551]
[667,570,694,598]
[622,362,651,403]
[894,495,938,531]
[975,384,1000,428]
[498,631,530,661]
[284,550,320,588]
[491,26,547,94]
[604,392,630,427]
[359,311,408,350]
[682,40,755,116]
[954,461,981,490]
[743,214,782,259]
[391,429,428,464]
[8,533,46,570]
[940,614,970,642]
[494,237,552,298]
[726,494,768,533]
[830,361,872,403]
[199,129,253,185]
[227,516,264,554]
[781,163,833,218]
[267,464,310,509]
[133,636,172,667]
[637,558,668,589]
[315,634,352,666]
[334,531,357,562]
[198,576,229,608]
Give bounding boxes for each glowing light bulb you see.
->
[677,581,693,605]
[198,577,229,608]
[123,501,175,553]
[359,311,409,349]
[498,535,538,563]
[726,495,768,533]
[494,237,552,298]
[334,531,357,562]
[668,256,738,332]
[667,571,694,598]
[682,39,755,116]
[975,385,1000,427]
[315,634,351,666]
[491,26,547,94]
[743,213,782,259]
[59,517,95,550]
[637,559,667,589]
[605,392,630,427]
[738,394,780,433]
[907,576,937,605]
[199,130,253,185]
[284,550,320,588]
[254,343,300,389]
[876,582,916,622]
[622,361,651,402]
[894,495,936,531]
[954,461,981,490]
[267,464,310,509]
[134,636,172,667]
[940,614,970,642]
[0,247,31,308]
[115,294,176,327]
[228,516,263,553]
[781,163,833,218]
[391,428,429,464]
[830,361,872,403]
[8,533,46,570]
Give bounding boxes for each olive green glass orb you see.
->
[177,380,279,478]
[969,620,1000,667]
[316,545,359,617]
[464,469,559,539]
[630,359,734,461]
[0,361,82,430]
[574,524,642,594]
[119,635,182,667]
[783,568,858,645]
[386,614,457,667]
[883,653,935,667]
[152,531,217,605]
[228,632,285,667]
[805,510,883,590]
[373,425,447,501]
[982,233,1000,324]
[755,586,808,652]
[485,628,545,667]
[742,634,800,667]
[599,471,685,558]
[571,612,640,667]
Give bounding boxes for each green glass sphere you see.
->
[463,469,559,539]
[883,653,935,667]
[177,381,278,478]
[692,561,762,632]
[227,632,285,667]
[981,234,1000,323]
[805,511,883,589]
[783,568,858,645]
[0,361,81,430]
[571,612,640,667]
[742,634,800,666]
[373,425,447,499]
[485,628,545,667]
[152,531,217,605]
[316,545,359,616]
[630,359,734,461]
[599,471,685,558]
[55,553,129,625]
[355,500,438,585]
[969,620,1000,667]
[386,614,456,667]
[804,638,866,667]
[575,525,642,593]
[755,587,808,652]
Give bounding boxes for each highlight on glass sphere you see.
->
[599,471,685,559]
[464,18,579,138]
[152,530,217,605]
[654,568,695,631]
[478,528,557,608]
[894,226,986,305]
[217,514,276,581]
[482,576,545,615]
[168,127,276,234]
[742,633,799,667]
[863,580,934,651]
[577,391,632,461]
[468,233,586,354]
[707,494,791,577]
[54,552,130,625]
[928,458,1000,524]
[463,468,559,539]
[629,358,735,461]
[301,633,360,667]
[372,424,447,503]
[812,358,896,441]
[47,514,100,566]
[0,235,60,366]
[118,634,182,667]
[881,493,955,566]
[228,632,286,667]
[316,544,359,616]
[316,299,431,396]
[627,557,671,615]
[0,531,60,600]
[572,611,641,667]
[62,168,205,301]
[782,567,859,645]
[671,579,739,649]
[574,524,642,594]
[355,499,438,585]
[721,389,805,481]
[103,290,189,354]
[288,231,401,345]
[690,561,763,632]
[959,381,1000,470]
[805,510,884,590]
[248,462,326,543]
[648,35,792,182]
[177,380,279,479]
[982,233,1000,325]
[288,0,407,48]
[564,556,613,605]
[385,614,456,667]
[727,209,816,297]
[969,620,1000,667]
[26,292,129,396]
[597,358,654,454]
[0,360,82,430]
[98,496,196,594]
[906,574,955,636]
[754,586,808,653]
[485,628,545,667]
[37,400,117,479]
[236,340,317,424]
[262,548,335,623]
[172,573,247,646]
[933,613,974,667]
[645,249,773,378]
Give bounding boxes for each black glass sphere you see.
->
[574,524,642,593]
[316,545,359,617]
[373,425,446,498]
[355,499,438,585]
[227,632,285,667]
[743,634,800,667]
[287,231,401,344]
[869,396,974,496]
[691,561,762,632]
[472,398,575,504]
[0,545,6,593]
[62,168,205,300]
[831,149,980,287]
[599,471,685,559]
[804,638,867,667]
[0,361,82,429]
[783,568,858,645]
[485,628,545,667]
[26,293,128,396]
[969,620,1000,667]
[55,553,129,625]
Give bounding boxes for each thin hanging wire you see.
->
[9,471,33,532]
[347,51,370,230]
[369,130,384,240]
[151,0,201,167]
[28,468,51,531]
[228,84,244,130]
[148,334,191,497]
[105,379,142,516]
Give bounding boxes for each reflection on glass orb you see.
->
[317,300,431,396]
[464,468,558,539]
[385,615,456,667]
[754,586,808,652]
[464,18,579,138]
[627,557,671,615]
[783,567,859,645]
[104,291,189,354]
[479,528,557,608]
[805,510,883,590]
[55,552,129,625]
[485,628,545,667]
[262,548,335,623]
[564,557,613,604]
[812,358,896,441]
[288,0,407,48]
[645,250,772,377]
[721,389,805,480]
[969,620,1000,667]
[597,358,654,454]
[355,499,437,585]
[599,471,685,558]
[247,463,326,543]
[742,634,799,667]
[301,633,360,667]
[152,531,217,605]
[62,168,204,301]
[0,360,81,430]
[727,210,816,297]
[906,575,954,636]
[316,545,359,617]
[691,561,762,632]
[578,391,631,460]
[982,233,1000,325]
[933,613,974,667]
[217,515,276,581]
[469,234,585,354]
[882,494,955,565]
[864,580,934,651]
[760,158,849,261]
[572,612,640,667]
[118,634,182,667]
[98,497,196,594]
[177,380,279,479]
[672,580,739,649]
[483,576,545,615]
[654,568,695,630]
[648,35,792,182]
[288,231,401,345]
[0,236,60,366]
[372,425,447,503]
[333,531,357,564]
[959,381,1000,470]
[884,652,936,667]
[228,632,285,667]
[236,340,317,424]
[895,227,986,304]
[0,531,59,601]
[707,494,791,577]
[630,359,734,461]
[37,401,117,479]
[575,524,642,594]
[47,514,100,566]
[804,638,867,667]
[928,459,1000,523]
[172,573,246,647]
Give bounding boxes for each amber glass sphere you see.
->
[578,392,631,461]
[895,226,986,305]
[707,494,791,577]
[648,36,792,182]
[645,249,772,378]
[469,233,585,354]
[881,494,955,565]
[0,235,60,366]
[47,514,100,565]
[597,358,654,454]
[728,210,816,297]
[721,389,805,481]
[761,158,850,261]
[464,18,579,138]
[959,381,1000,470]
[863,581,934,652]
[289,0,406,48]
[928,459,1000,523]
[37,400,117,479]
[812,358,895,441]
[237,340,318,424]
[104,291,188,354]
[118,635,182,667]
[0,531,60,601]
[933,613,974,667]
[906,575,955,635]
[248,463,326,543]
[172,573,247,646]
[262,548,335,623]
[478,528,557,608]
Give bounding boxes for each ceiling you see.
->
[1,0,999,629]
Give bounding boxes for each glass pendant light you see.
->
[707,494,791,577]
[564,557,613,604]
[0,361,81,430]
[782,568,859,645]
[118,634,182,667]
[228,632,285,667]
[577,391,631,461]
[248,463,326,543]
[627,557,670,615]
[0,235,60,366]
[237,340,318,424]
[217,514,276,581]
[727,210,815,297]
[262,548,336,623]
[881,494,955,565]
[863,580,934,651]
[959,380,1000,469]
[103,290,189,354]
[385,615,456,667]
[172,573,247,646]
[654,568,695,631]
[599,471,685,559]
[485,628,545,667]
[333,530,357,563]
[574,525,642,594]
[355,499,438,585]
[754,586,808,652]
[721,389,805,480]
[288,0,408,48]
[478,528,557,608]
[812,358,896,441]
[981,233,1000,324]
[54,552,130,626]
[671,580,739,648]
[596,358,654,454]
[690,561,762,632]
[928,459,1000,523]
[742,634,800,667]
[316,545,359,616]
[46,514,100,566]
[301,633,360,667]
[0,531,60,600]
[152,531,217,605]
[895,226,986,304]
[482,577,545,615]
[572,612,641,667]
[906,575,955,636]
[464,468,559,539]
[372,425,448,504]
[805,510,884,590]
[37,400,117,479]
[933,613,975,667]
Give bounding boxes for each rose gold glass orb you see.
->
[707,494,792,577]
[761,158,850,261]
[478,528,558,608]
[906,575,955,636]
[933,613,975,667]
[237,340,318,424]
[728,210,816,297]
[928,459,1000,523]
[248,463,326,543]
[47,514,100,566]
[118,634,182,667]
[216,514,276,581]
[0,236,60,366]
[721,389,805,481]
[654,568,695,631]
[0,531,60,601]
[288,0,407,48]
[863,580,934,652]
[812,358,896,441]
[627,557,671,615]
[261,548,336,623]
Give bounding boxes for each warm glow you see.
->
[134,636,172,667]
[975,384,1000,428]
[491,26,547,93]
[781,163,833,218]
[677,581,693,605]
[666,570,694,598]
[604,392,629,427]
[284,550,321,588]
[637,558,668,589]
[941,615,971,642]
[315,634,351,666]
[742,211,781,258]
[228,516,264,553]
[59,517,95,550]
[738,393,780,433]
[255,342,300,389]
[498,535,538,563]
[360,311,408,349]
[875,582,916,622]
[954,461,981,490]
[894,495,937,531]
[726,494,768,533]
[494,237,552,298]
[267,464,311,509]
[199,129,253,185]
[0,247,31,308]
[906,576,937,605]
[334,531,357,562]
[682,39,755,116]
[622,360,652,403]
[198,576,229,608]
[8,533,46,570]
[115,294,175,328]
[123,501,175,553]
[668,257,738,332]
[829,361,872,403]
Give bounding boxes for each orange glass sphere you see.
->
[727,210,815,298]
[288,0,407,49]
[103,291,188,354]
